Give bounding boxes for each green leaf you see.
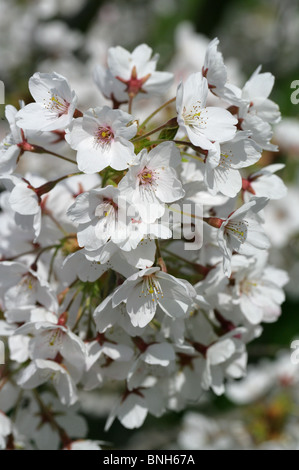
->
[158,126,179,141]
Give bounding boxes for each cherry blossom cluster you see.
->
[0,39,288,450]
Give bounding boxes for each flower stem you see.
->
[173,140,208,157]
[132,119,177,143]
[3,248,39,261]
[139,97,176,129]
[180,151,205,163]
[47,245,61,282]
[35,171,83,197]
[30,244,61,271]
[128,95,134,115]
[155,239,167,272]
[33,145,77,165]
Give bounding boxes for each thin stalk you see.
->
[168,203,204,221]
[47,245,61,282]
[180,150,205,163]
[65,286,82,313]
[173,140,208,156]
[44,212,68,236]
[32,244,60,266]
[139,97,176,129]
[34,146,77,165]
[162,247,197,267]
[128,96,134,115]
[132,122,173,143]
[4,248,39,262]
[72,305,86,332]
[30,244,60,273]
[155,239,167,272]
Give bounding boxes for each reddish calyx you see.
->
[203,217,224,229]
[17,129,35,153]
[51,130,66,144]
[242,178,256,195]
[214,310,236,334]
[116,66,151,98]
[57,311,68,327]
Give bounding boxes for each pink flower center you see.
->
[138,167,154,185]
[95,126,114,146]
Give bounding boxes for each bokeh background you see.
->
[1,0,299,449]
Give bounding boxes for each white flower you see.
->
[16,72,78,131]
[263,187,299,248]
[67,185,132,251]
[274,118,299,154]
[93,65,128,105]
[64,440,102,450]
[0,174,44,239]
[243,164,287,201]
[107,44,173,98]
[241,66,281,124]
[5,305,57,325]
[204,132,261,197]
[232,253,289,324]
[0,412,12,450]
[176,73,237,150]
[0,105,23,174]
[127,341,175,390]
[15,320,87,379]
[202,38,227,93]
[93,293,146,337]
[202,37,240,105]
[84,338,134,390]
[62,249,109,283]
[8,335,30,363]
[14,392,87,450]
[0,261,58,311]
[120,218,172,256]
[112,267,196,328]
[241,113,278,151]
[0,382,20,414]
[118,142,184,223]
[65,106,137,174]
[17,359,78,406]
[201,335,247,395]
[105,386,165,430]
[216,199,270,276]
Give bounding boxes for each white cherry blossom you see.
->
[67,185,132,251]
[107,44,173,98]
[66,106,137,174]
[17,359,79,406]
[0,261,58,311]
[232,253,289,324]
[204,131,261,197]
[112,267,196,328]
[241,66,281,125]
[0,104,23,174]
[216,199,270,276]
[16,72,78,131]
[243,164,287,201]
[118,142,184,223]
[176,73,237,150]
[202,37,241,105]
